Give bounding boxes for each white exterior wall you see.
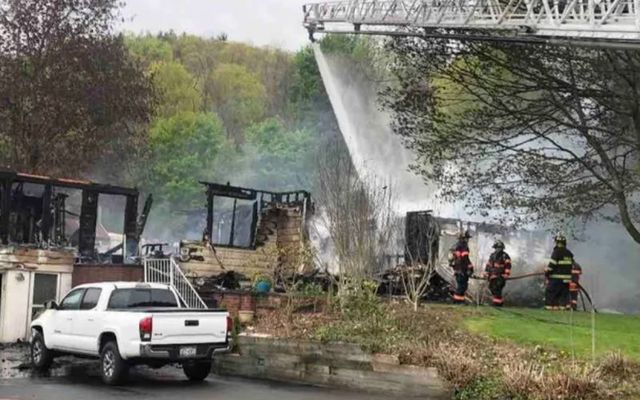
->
[0,270,30,342]
[0,268,73,343]
[58,272,72,299]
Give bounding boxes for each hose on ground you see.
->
[578,282,597,313]
[468,272,597,313]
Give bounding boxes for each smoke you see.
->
[571,220,640,314]
[312,44,640,314]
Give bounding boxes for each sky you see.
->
[120,0,311,51]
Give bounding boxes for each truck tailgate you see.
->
[151,311,227,345]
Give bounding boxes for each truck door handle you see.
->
[88,318,94,322]
[66,318,72,321]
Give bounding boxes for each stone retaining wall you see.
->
[214,335,450,399]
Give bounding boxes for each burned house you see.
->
[177,182,313,286]
[379,211,551,303]
[0,170,149,342]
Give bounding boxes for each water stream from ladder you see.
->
[312,43,457,215]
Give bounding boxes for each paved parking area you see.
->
[0,365,393,400]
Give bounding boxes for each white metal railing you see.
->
[303,0,640,42]
[143,257,207,309]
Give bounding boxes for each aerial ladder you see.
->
[303,0,640,46]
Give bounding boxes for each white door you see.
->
[48,288,85,351]
[74,288,103,354]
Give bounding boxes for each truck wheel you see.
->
[182,361,211,381]
[100,341,128,385]
[31,331,53,372]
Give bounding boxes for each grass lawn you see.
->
[464,306,640,361]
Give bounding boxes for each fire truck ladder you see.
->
[303,0,640,45]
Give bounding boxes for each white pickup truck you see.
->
[30,282,232,385]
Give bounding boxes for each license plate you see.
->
[179,346,197,358]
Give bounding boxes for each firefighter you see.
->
[484,240,512,307]
[569,261,583,311]
[449,230,474,304]
[544,233,575,310]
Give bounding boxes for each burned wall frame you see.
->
[0,170,142,263]
[200,181,311,250]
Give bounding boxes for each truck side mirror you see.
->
[44,300,58,310]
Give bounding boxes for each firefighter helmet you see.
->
[493,240,505,250]
[554,232,567,246]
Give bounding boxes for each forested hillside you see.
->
[0,0,342,240]
[123,34,337,212]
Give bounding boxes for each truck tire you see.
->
[100,341,128,385]
[31,331,53,372]
[182,360,211,381]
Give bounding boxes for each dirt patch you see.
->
[249,309,339,339]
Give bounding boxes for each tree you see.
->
[145,112,230,207]
[233,118,314,190]
[382,38,640,244]
[172,34,221,110]
[287,45,342,143]
[290,47,325,108]
[0,0,155,176]
[125,34,173,67]
[150,61,202,118]
[313,139,396,306]
[207,63,266,144]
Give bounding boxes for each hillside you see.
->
[117,34,341,240]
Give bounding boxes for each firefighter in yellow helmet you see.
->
[544,233,575,310]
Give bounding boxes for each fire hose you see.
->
[469,272,597,312]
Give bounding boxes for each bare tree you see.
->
[400,248,435,311]
[313,139,396,305]
[269,243,315,334]
[398,218,439,311]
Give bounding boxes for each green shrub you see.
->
[455,377,504,400]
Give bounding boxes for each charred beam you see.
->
[124,194,139,261]
[78,190,99,258]
[41,184,52,243]
[206,187,214,240]
[53,193,67,246]
[13,172,137,196]
[0,179,11,244]
[136,194,153,238]
[229,198,237,247]
[200,182,257,200]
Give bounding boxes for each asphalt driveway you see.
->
[0,365,393,400]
